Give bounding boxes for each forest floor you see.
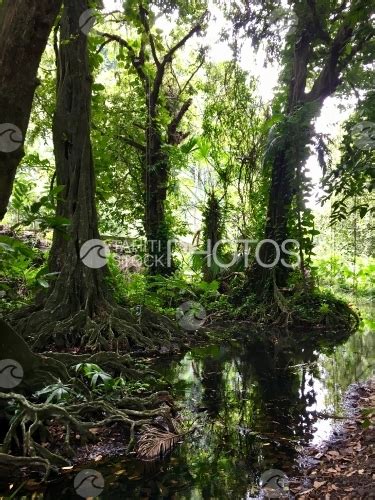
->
[291,377,375,499]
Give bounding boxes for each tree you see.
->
[0,0,62,220]
[99,2,205,274]
[235,0,375,299]
[12,0,175,351]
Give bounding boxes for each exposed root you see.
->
[0,389,176,478]
[273,281,292,327]
[236,284,359,339]
[0,318,70,392]
[39,352,165,384]
[0,452,50,483]
[290,291,360,331]
[10,299,183,353]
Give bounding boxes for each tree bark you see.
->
[11,0,109,348]
[0,0,62,220]
[99,12,199,275]
[201,191,223,282]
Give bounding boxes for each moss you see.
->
[291,290,359,330]
[230,288,360,350]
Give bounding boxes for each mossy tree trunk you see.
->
[201,191,223,282]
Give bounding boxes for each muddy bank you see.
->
[291,377,375,499]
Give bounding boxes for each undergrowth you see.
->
[0,235,50,313]
[105,255,231,319]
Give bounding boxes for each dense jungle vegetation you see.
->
[0,0,373,497]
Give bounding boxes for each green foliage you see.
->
[34,381,75,404]
[314,255,375,298]
[198,62,270,240]
[12,185,69,233]
[8,176,36,222]
[0,236,49,311]
[291,290,359,335]
[105,252,229,318]
[1,0,373,329]
[321,92,375,224]
[32,362,153,407]
[74,363,112,387]
[74,362,150,395]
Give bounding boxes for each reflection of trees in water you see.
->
[201,356,224,417]
[41,333,356,499]
[179,339,320,497]
[237,339,318,470]
[173,347,257,498]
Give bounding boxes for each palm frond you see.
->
[136,425,181,461]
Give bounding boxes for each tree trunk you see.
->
[143,125,174,275]
[99,16,197,276]
[48,0,105,323]
[246,104,318,296]
[0,0,62,220]
[243,1,360,300]
[201,191,223,282]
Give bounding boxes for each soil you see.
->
[291,377,375,499]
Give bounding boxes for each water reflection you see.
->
[316,313,375,416]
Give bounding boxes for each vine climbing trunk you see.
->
[99,11,200,276]
[143,95,192,276]
[0,0,63,220]
[201,191,223,282]
[143,122,174,276]
[246,106,318,296]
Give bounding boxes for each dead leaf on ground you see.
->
[313,480,327,488]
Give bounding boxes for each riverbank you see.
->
[291,377,375,499]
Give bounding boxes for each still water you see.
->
[7,314,375,499]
